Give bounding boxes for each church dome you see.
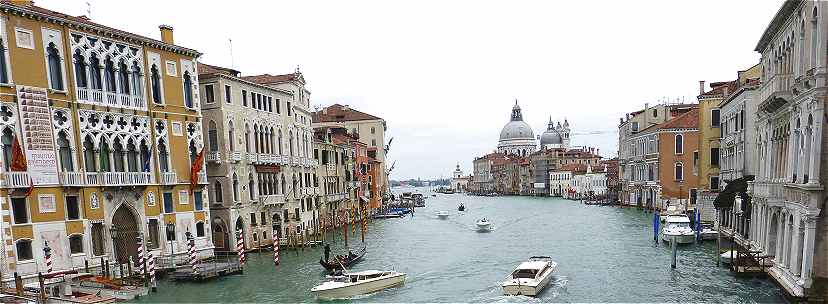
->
[540,118,562,145]
[499,120,535,141]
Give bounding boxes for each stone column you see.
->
[790,213,801,275]
[798,216,817,286]
[775,211,784,263]
[787,115,797,181]
[807,101,823,185]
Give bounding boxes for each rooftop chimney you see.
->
[159,25,174,44]
[722,86,729,97]
[699,81,705,95]
[342,105,350,111]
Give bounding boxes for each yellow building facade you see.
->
[696,82,726,193]
[0,2,211,279]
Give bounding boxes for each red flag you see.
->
[9,136,33,197]
[9,136,26,172]
[190,148,205,193]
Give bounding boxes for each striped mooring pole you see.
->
[136,236,145,275]
[273,229,280,266]
[43,241,52,274]
[237,230,246,266]
[187,232,198,275]
[148,252,157,292]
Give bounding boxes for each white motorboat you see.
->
[660,214,695,244]
[476,218,492,231]
[501,256,558,296]
[437,211,450,219]
[700,227,718,240]
[310,270,406,300]
[720,250,737,264]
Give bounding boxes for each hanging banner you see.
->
[16,85,59,185]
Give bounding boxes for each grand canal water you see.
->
[135,187,786,303]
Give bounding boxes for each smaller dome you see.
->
[540,129,562,145]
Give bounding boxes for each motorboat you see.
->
[458,203,465,212]
[700,224,718,240]
[437,211,450,219]
[68,274,149,300]
[310,270,406,300]
[476,218,492,231]
[501,256,557,296]
[320,247,367,271]
[660,214,695,244]
[720,250,737,264]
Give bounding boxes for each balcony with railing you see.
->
[246,153,257,163]
[100,172,152,186]
[325,192,347,202]
[198,172,208,184]
[207,151,221,164]
[292,156,301,165]
[260,194,286,206]
[61,172,86,186]
[229,151,242,163]
[75,87,146,111]
[758,73,793,113]
[161,171,178,185]
[1,172,30,188]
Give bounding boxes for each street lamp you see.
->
[109,226,120,262]
[166,223,175,260]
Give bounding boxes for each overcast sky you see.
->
[42,0,784,180]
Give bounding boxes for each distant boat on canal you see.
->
[310,270,406,300]
[319,246,367,271]
[437,211,450,219]
[476,218,493,232]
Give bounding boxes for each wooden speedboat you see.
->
[311,270,406,300]
[320,247,366,271]
[68,274,148,300]
[501,256,557,296]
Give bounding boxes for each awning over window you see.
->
[713,175,754,210]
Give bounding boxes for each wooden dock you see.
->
[172,261,243,282]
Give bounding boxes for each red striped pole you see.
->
[237,230,245,265]
[273,230,280,266]
[136,236,145,275]
[148,252,156,285]
[43,241,52,274]
[187,232,198,275]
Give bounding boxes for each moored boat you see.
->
[661,214,695,244]
[310,270,406,300]
[700,224,718,240]
[501,256,557,296]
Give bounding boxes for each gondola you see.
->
[319,247,367,271]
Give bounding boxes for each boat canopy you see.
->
[516,261,549,271]
[664,215,691,223]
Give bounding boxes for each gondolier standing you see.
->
[324,244,331,262]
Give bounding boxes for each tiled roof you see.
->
[560,163,588,173]
[198,63,239,77]
[312,104,383,123]
[241,73,302,85]
[658,108,699,130]
[699,81,738,98]
[0,1,200,56]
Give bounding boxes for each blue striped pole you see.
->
[653,212,660,242]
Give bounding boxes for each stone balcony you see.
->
[260,194,286,206]
[246,153,257,163]
[161,171,178,185]
[76,87,146,111]
[1,171,29,188]
[228,151,242,163]
[100,172,152,186]
[325,192,347,202]
[207,151,221,164]
[60,172,86,186]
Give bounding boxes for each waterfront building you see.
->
[0,1,211,279]
[240,71,320,243]
[313,104,388,201]
[198,63,299,250]
[746,0,828,298]
[601,158,620,201]
[571,165,608,199]
[697,81,728,193]
[654,108,700,210]
[497,101,536,157]
[718,65,762,184]
[313,127,351,229]
[618,103,696,207]
[471,152,503,194]
[451,164,471,193]
[549,170,572,197]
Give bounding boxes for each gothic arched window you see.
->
[104,58,116,92]
[228,123,235,151]
[73,51,86,88]
[113,138,125,172]
[126,139,138,172]
[118,60,130,94]
[158,140,169,172]
[99,140,111,172]
[47,44,63,91]
[232,174,240,202]
[57,131,73,171]
[150,64,161,104]
[89,54,102,90]
[214,181,223,203]
[131,62,142,97]
[208,121,218,152]
[83,136,96,172]
[183,72,193,108]
[1,128,12,171]
[675,134,683,154]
